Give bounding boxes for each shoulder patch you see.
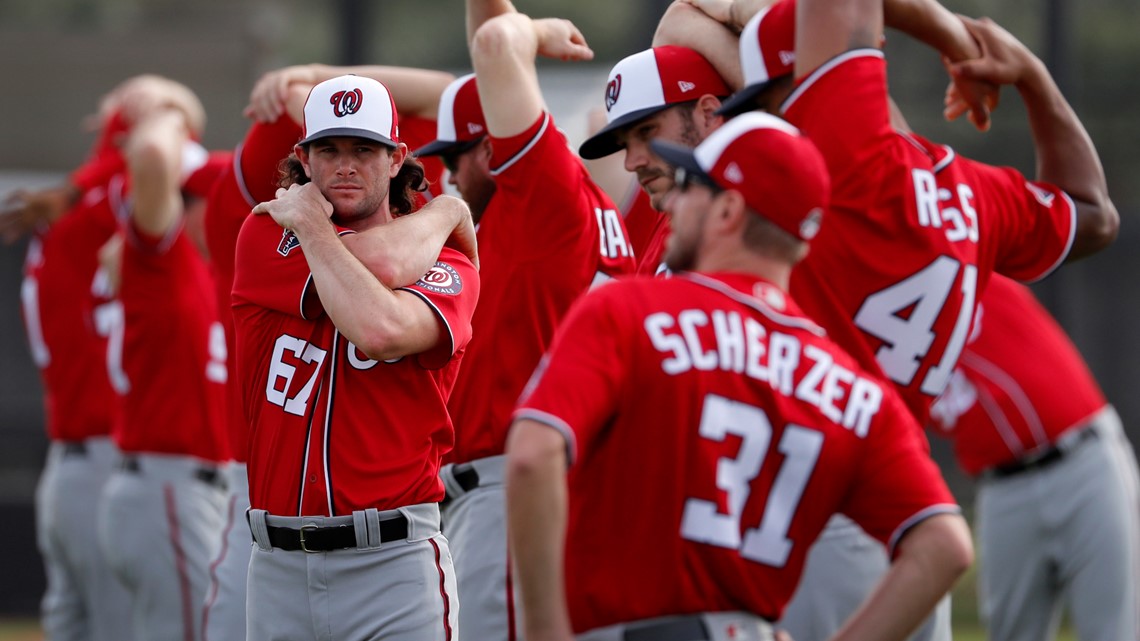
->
[416,261,463,295]
[277,229,300,256]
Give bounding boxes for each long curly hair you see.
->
[278,147,428,217]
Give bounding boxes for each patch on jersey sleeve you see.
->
[416,261,463,295]
[1025,182,1056,208]
[277,229,300,256]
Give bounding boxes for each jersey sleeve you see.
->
[840,389,960,556]
[490,112,632,270]
[238,116,304,205]
[231,214,322,318]
[397,246,480,370]
[966,160,1076,282]
[513,284,632,464]
[781,50,893,211]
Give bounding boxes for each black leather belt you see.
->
[263,515,409,553]
[624,615,708,641]
[990,428,1098,479]
[61,441,88,457]
[453,464,480,492]
[120,456,227,490]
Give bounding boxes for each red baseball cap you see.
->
[578,46,730,160]
[717,0,797,116]
[413,74,488,157]
[650,112,828,241]
[298,75,399,147]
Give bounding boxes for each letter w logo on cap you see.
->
[330,89,363,118]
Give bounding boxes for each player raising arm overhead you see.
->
[507,113,973,641]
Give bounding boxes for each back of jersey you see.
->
[516,273,957,633]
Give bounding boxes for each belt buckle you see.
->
[299,523,319,553]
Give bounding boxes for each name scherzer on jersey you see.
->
[446,111,635,464]
[514,272,959,634]
[231,213,479,517]
[781,50,1076,424]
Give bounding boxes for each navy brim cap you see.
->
[412,136,482,158]
[297,127,397,148]
[578,104,673,160]
[649,139,708,178]
[715,80,774,118]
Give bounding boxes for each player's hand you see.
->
[945,16,1042,131]
[0,186,76,244]
[443,198,480,271]
[534,18,594,62]
[942,59,999,133]
[246,65,318,122]
[252,183,335,232]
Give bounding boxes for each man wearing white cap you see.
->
[506,112,974,641]
[232,74,480,641]
[411,3,637,639]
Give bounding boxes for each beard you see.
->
[462,177,498,226]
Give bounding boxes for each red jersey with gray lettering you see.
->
[514,272,957,632]
[232,213,479,516]
[21,181,121,442]
[928,275,1106,476]
[115,217,229,461]
[205,116,304,463]
[446,112,636,463]
[781,51,1076,425]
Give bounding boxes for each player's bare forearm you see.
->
[796,0,883,80]
[829,513,973,641]
[471,13,547,138]
[345,195,477,287]
[125,109,191,237]
[885,0,978,62]
[654,2,744,89]
[506,421,575,641]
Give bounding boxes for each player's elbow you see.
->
[471,14,526,63]
[654,2,707,46]
[897,513,974,587]
[1068,198,1120,261]
[506,421,567,484]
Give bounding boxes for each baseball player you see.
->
[93,79,234,641]
[930,274,1140,641]
[7,87,139,641]
[231,74,479,641]
[198,62,456,641]
[506,113,974,641]
[409,4,635,639]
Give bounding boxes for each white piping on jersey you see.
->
[898,132,956,174]
[975,382,1028,458]
[489,114,551,177]
[1024,190,1077,284]
[681,272,826,336]
[322,330,340,516]
[513,408,578,467]
[232,142,259,209]
[887,503,960,556]
[781,48,884,115]
[590,271,613,289]
[961,351,1049,450]
[398,288,457,359]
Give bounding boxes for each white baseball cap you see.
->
[578,46,730,160]
[298,75,399,147]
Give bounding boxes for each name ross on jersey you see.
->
[912,169,978,243]
[644,309,883,437]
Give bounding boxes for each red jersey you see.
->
[21,183,121,442]
[401,115,445,200]
[515,272,958,632]
[232,213,479,516]
[782,51,1075,424]
[928,275,1106,476]
[624,188,670,276]
[115,216,229,462]
[446,112,636,463]
[204,116,304,463]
